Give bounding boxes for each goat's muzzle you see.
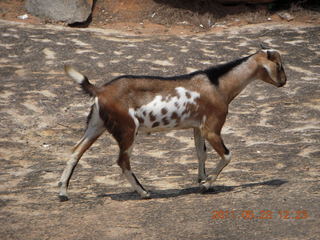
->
[277,81,286,87]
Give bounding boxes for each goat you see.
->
[58,48,287,201]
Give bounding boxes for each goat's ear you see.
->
[265,50,281,62]
[262,60,277,82]
[260,43,268,50]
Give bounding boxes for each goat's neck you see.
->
[219,58,258,104]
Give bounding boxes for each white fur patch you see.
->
[65,66,85,84]
[129,108,139,127]
[85,104,105,138]
[128,108,139,137]
[129,87,200,131]
[224,152,232,162]
[94,97,99,111]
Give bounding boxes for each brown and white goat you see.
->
[58,49,286,201]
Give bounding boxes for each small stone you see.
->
[18,14,29,20]
[277,11,294,22]
[42,143,50,148]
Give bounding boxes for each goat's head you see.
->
[256,49,287,87]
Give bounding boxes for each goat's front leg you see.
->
[194,128,207,183]
[200,132,231,192]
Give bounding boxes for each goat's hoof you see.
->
[140,192,151,199]
[199,185,210,194]
[59,195,69,202]
[199,181,211,193]
[197,176,208,183]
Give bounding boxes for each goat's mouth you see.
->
[277,81,286,87]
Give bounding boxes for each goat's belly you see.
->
[138,118,199,133]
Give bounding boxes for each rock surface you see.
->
[25,0,93,24]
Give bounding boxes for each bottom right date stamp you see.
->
[211,210,309,220]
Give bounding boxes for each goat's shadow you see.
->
[98,179,287,201]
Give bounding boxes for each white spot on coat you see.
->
[129,87,200,130]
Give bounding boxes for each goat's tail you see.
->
[64,65,98,97]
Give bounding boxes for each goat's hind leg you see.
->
[118,148,151,199]
[113,126,150,199]
[58,105,106,201]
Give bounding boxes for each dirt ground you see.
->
[1,0,320,35]
[0,1,320,240]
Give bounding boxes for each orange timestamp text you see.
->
[211,209,309,220]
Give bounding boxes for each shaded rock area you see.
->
[217,0,275,3]
[1,0,319,35]
[25,0,93,24]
